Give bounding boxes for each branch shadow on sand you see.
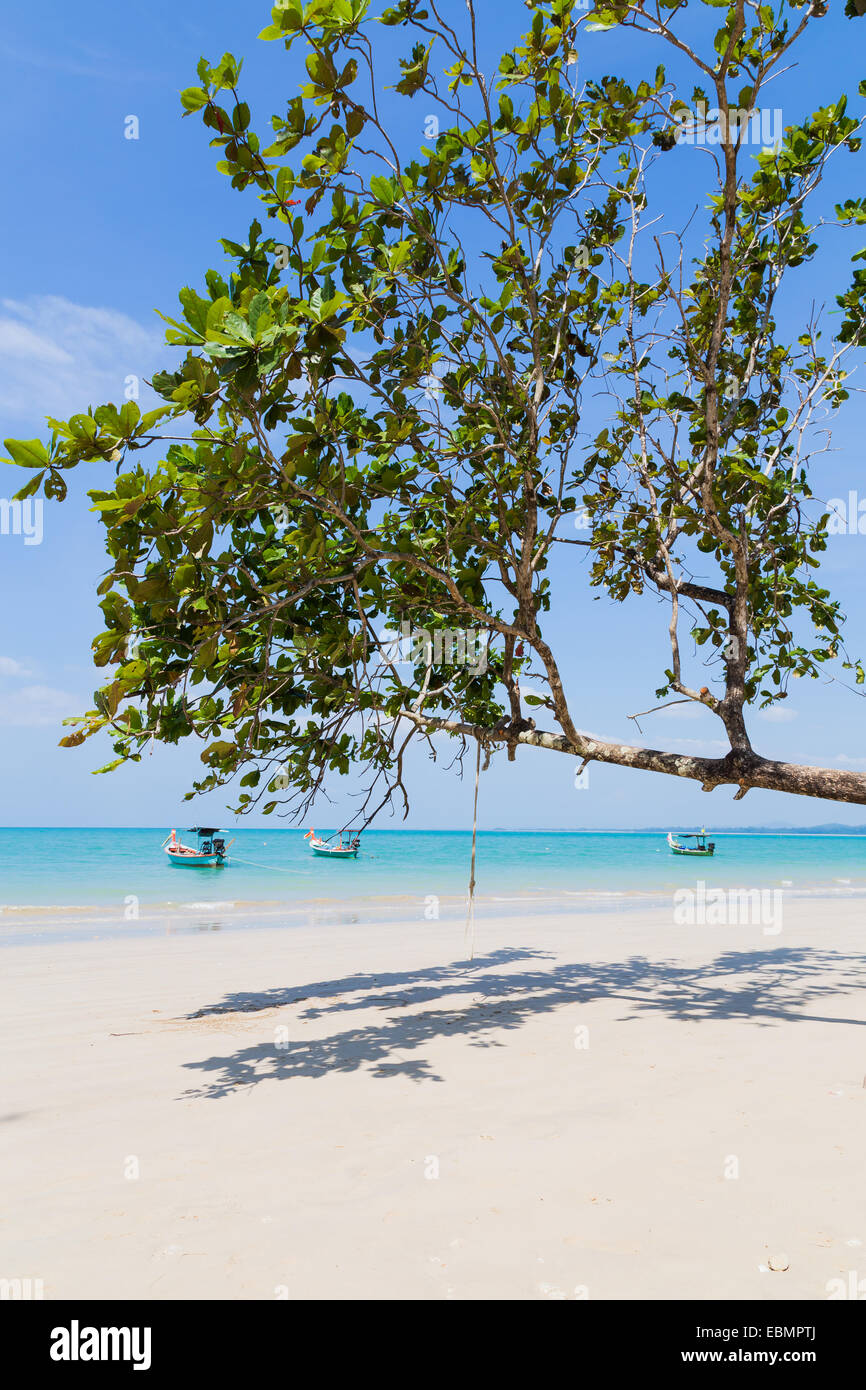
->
[178,944,866,1099]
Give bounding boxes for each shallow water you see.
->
[0,828,864,942]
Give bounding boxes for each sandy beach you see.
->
[2,899,865,1301]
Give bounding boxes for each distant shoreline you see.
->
[3,825,866,835]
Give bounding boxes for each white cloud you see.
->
[756,705,797,723]
[0,657,31,677]
[0,683,83,728]
[653,700,713,721]
[0,296,165,423]
[662,737,729,755]
[0,319,73,366]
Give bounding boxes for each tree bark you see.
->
[399,711,866,806]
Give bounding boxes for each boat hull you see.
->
[669,845,714,856]
[165,848,225,867]
[311,845,358,858]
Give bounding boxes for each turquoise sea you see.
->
[0,828,865,942]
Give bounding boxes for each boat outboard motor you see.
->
[212,834,226,859]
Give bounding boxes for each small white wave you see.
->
[183,901,237,910]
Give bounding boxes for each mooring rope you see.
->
[229,848,370,874]
[228,854,303,875]
[464,737,482,962]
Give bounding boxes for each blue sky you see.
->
[1,0,865,829]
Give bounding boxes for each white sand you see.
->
[2,900,865,1300]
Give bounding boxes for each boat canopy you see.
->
[187,827,227,837]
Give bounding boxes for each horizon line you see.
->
[2,824,866,834]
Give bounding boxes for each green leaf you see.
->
[180,87,209,112]
[223,311,256,344]
[119,401,141,435]
[248,291,270,338]
[370,174,396,205]
[3,438,51,469]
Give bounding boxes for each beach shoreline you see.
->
[2,899,864,1300]
[3,881,866,947]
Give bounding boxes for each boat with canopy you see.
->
[162,827,234,866]
[667,829,716,856]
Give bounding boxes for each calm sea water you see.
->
[0,828,864,940]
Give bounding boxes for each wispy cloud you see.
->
[0,683,82,728]
[0,40,161,83]
[756,705,798,723]
[0,657,82,727]
[0,296,165,424]
[652,700,714,721]
[661,736,729,754]
[0,657,30,677]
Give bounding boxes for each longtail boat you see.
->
[163,827,233,866]
[304,829,360,859]
[667,829,715,857]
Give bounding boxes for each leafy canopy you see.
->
[6,0,866,815]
